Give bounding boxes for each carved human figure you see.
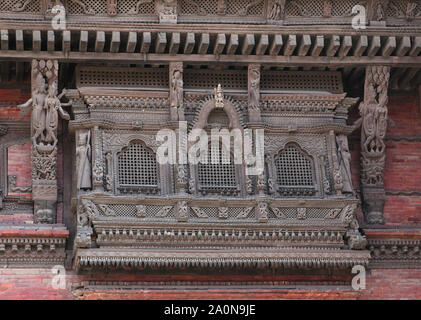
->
[19,72,47,148]
[336,135,353,193]
[268,0,286,20]
[107,0,117,16]
[76,131,92,190]
[171,69,183,109]
[217,0,227,15]
[44,82,70,150]
[248,66,260,109]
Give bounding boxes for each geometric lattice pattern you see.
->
[0,0,40,12]
[275,145,314,187]
[179,0,264,16]
[118,142,158,187]
[261,71,343,93]
[198,146,236,189]
[285,0,360,17]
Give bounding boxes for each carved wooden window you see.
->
[117,141,158,194]
[275,144,316,196]
[197,145,239,196]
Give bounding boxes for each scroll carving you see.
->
[8,176,32,193]
[238,0,263,16]
[356,66,390,224]
[12,0,34,12]
[186,0,207,15]
[69,0,96,15]
[128,0,154,15]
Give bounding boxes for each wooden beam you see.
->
[1,30,8,50]
[367,36,381,57]
[155,32,167,54]
[15,30,23,51]
[95,31,105,53]
[283,35,296,56]
[16,61,24,82]
[126,32,137,53]
[47,30,55,52]
[269,34,283,56]
[169,32,180,54]
[326,35,340,57]
[62,30,70,53]
[353,35,368,57]
[227,34,239,55]
[2,50,421,67]
[390,68,407,89]
[256,34,269,55]
[110,31,120,53]
[397,36,411,56]
[399,68,420,89]
[338,36,352,58]
[311,35,324,57]
[382,37,396,57]
[33,30,41,52]
[409,37,421,57]
[79,31,88,52]
[198,33,210,54]
[184,33,195,54]
[214,33,226,55]
[242,34,255,55]
[141,32,151,53]
[297,35,311,56]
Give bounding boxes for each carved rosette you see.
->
[359,66,390,225]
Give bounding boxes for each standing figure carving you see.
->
[268,0,286,20]
[76,131,92,190]
[248,65,260,109]
[336,135,353,194]
[170,62,184,120]
[18,59,71,224]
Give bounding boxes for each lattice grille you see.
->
[180,0,218,15]
[261,71,343,93]
[104,205,174,218]
[184,70,248,90]
[118,142,158,187]
[68,0,107,14]
[0,0,41,12]
[227,0,264,15]
[120,0,156,14]
[198,146,236,189]
[286,0,323,16]
[275,145,314,187]
[386,0,413,16]
[78,67,169,88]
[331,0,360,16]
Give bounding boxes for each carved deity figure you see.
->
[248,66,260,109]
[214,84,224,109]
[217,0,227,15]
[268,0,286,20]
[76,131,92,190]
[160,0,177,15]
[370,0,389,21]
[171,69,183,109]
[107,0,118,16]
[336,135,353,193]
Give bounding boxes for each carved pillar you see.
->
[169,62,184,121]
[28,59,70,224]
[360,66,390,224]
[92,126,104,192]
[248,64,261,122]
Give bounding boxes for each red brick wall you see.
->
[7,142,32,199]
[0,268,420,300]
[349,91,421,226]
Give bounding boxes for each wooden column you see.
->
[359,66,390,224]
[169,62,184,121]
